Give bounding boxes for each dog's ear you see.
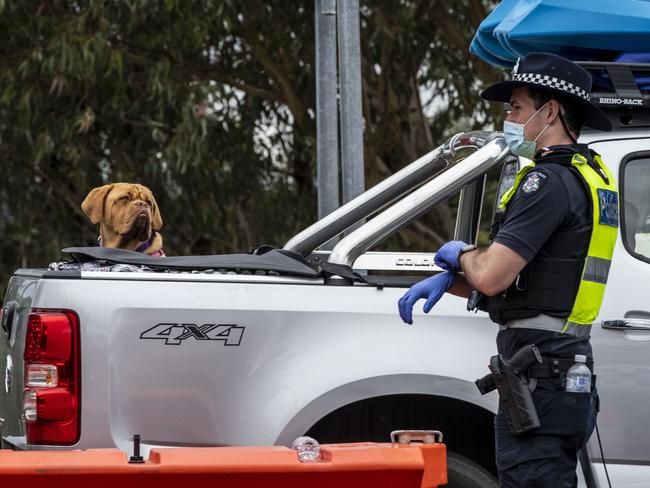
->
[81,184,114,224]
[150,192,163,231]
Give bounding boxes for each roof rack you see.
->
[577,61,650,129]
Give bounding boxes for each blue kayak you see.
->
[471,0,650,67]
[471,0,520,66]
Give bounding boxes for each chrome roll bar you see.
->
[327,133,510,268]
[283,130,499,256]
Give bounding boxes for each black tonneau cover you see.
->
[62,247,319,277]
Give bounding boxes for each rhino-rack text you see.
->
[140,323,244,346]
[597,97,646,107]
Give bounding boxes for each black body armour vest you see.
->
[479,147,594,324]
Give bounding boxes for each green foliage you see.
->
[0,0,500,296]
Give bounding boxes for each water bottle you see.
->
[565,354,591,393]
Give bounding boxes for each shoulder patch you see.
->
[520,171,547,195]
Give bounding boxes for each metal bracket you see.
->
[606,63,644,101]
[390,429,443,445]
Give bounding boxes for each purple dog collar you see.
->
[98,234,165,256]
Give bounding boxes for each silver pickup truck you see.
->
[2,67,650,488]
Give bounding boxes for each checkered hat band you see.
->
[512,72,590,101]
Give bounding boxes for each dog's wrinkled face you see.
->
[82,183,163,249]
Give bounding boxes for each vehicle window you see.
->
[622,156,650,261]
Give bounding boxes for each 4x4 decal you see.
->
[140,323,244,346]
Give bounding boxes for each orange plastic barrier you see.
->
[0,442,446,488]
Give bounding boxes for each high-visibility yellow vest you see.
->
[498,152,618,332]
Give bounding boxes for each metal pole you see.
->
[315,0,339,225]
[337,0,365,205]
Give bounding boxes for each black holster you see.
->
[475,344,543,435]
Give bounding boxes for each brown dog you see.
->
[82,183,165,256]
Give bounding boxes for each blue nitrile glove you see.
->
[398,271,454,324]
[434,240,469,272]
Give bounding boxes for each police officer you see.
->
[398,52,618,487]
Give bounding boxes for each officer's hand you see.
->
[434,240,469,272]
[398,271,454,324]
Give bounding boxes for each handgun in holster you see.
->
[475,344,543,435]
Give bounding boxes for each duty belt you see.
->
[498,314,592,338]
[527,356,594,378]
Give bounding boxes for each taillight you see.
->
[23,310,80,445]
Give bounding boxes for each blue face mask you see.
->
[503,103,550,160]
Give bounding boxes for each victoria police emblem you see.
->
[521,171,546,194]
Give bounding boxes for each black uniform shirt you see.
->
[493,144,594,360]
